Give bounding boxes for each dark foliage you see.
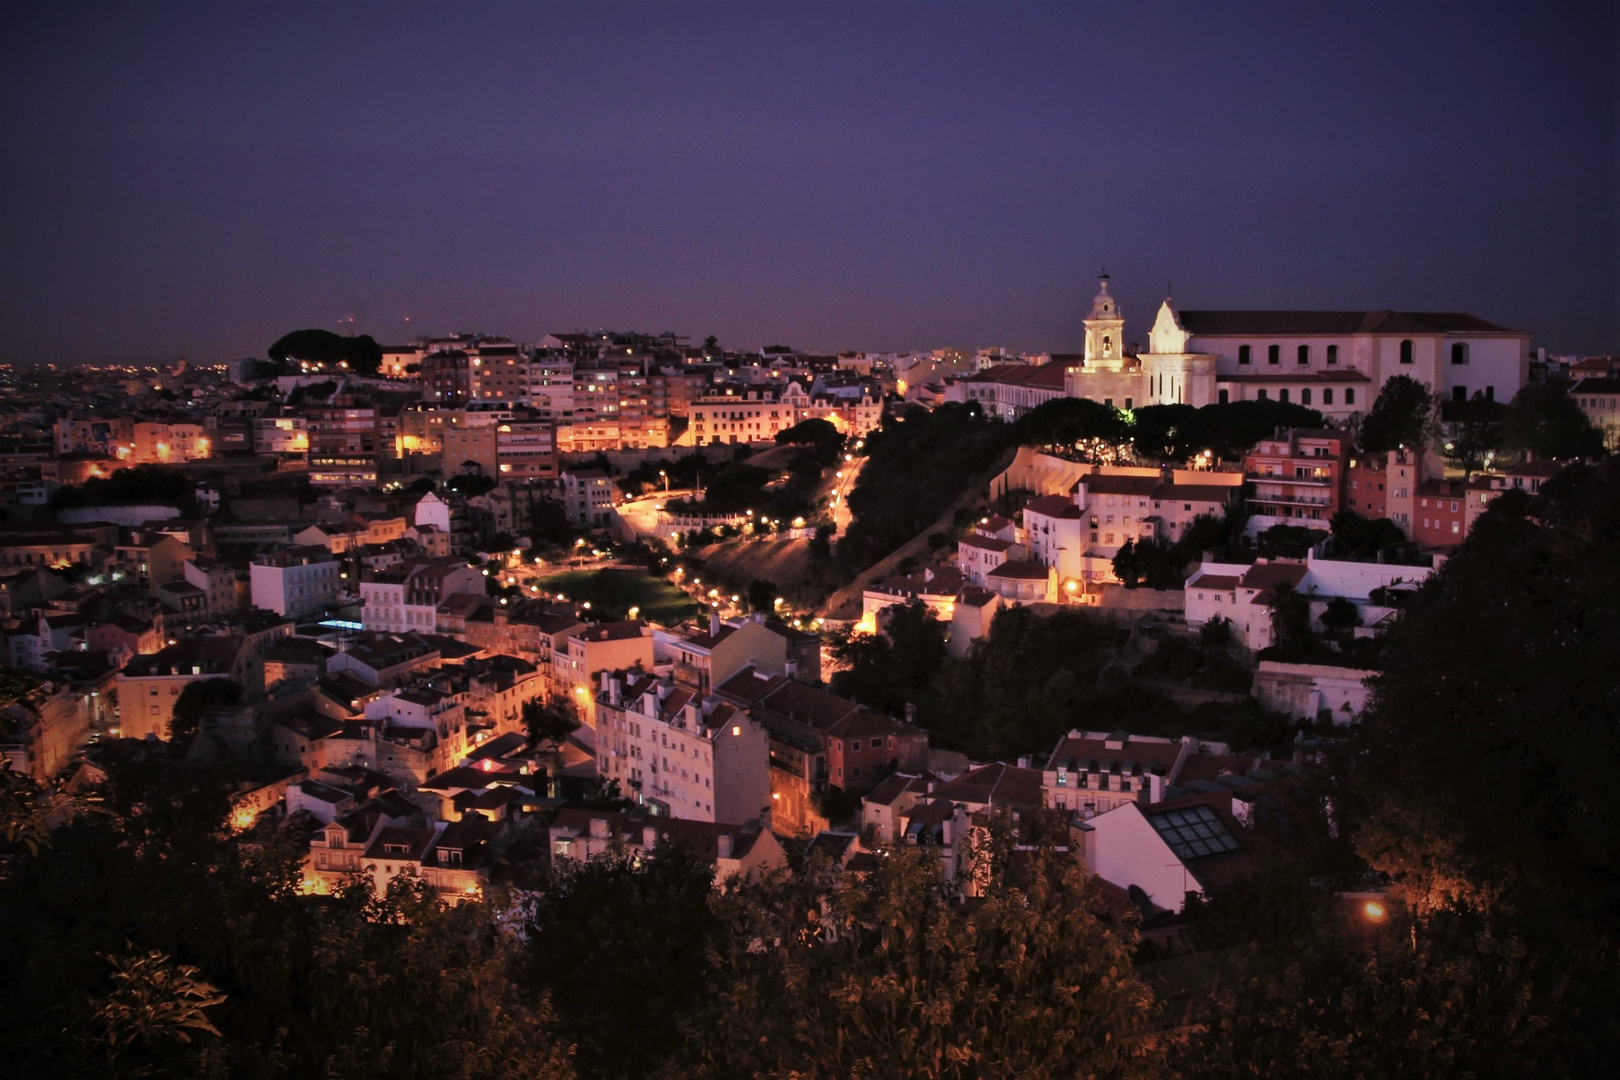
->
[49,464,193,510]
[267,328,384,376]
[169,678,243,742]
[1357,374,1436,453]
[517,845,719,1080]
[839,403,1013,572]
[1505,381,1606,461]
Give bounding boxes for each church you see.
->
[954,273,1531,422]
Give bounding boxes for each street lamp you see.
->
[660,469,669,493]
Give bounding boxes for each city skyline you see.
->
[1,1,1614,364]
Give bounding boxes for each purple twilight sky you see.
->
[1,1,1615,363]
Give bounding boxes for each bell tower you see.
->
[1083,270,1126,370]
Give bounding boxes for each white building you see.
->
[560,469,615,529]
[359,557,485,633]
[250,546,340,618]
[1074,798,1242,913]
[1184,549,1440,649]
[972,274,1531,421]
[595,668,772,825]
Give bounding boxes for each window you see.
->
[1279,388,1290,403]
[1451,343,1468,365]
[1485,385,1494,401]
[1218,389,1229,404]
[1298,344,1310,365]
[1323,388,1334,406]
[1400,339,1414,364]
[1301,388,1312,406]
[850,740,861,751]
[1453,386,1467,402]
[1327,344,1338,365]
[1345,388,1355,405]
[1268,345,1280,365]
[1257,389,1267,400]
[1238,345,1251,365]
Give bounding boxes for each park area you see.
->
[537,568,699,625]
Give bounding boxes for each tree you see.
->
[1266,580,1313,656]
[1505,381,1605,462]
[1112,538,1143,588]
[1358,374,1437,453]
[169,678,243,742]
[1257,523,1321,559]
[745,577,777,613]
[691,842,1155,1079]
[1330,510,1407,559]
[702,334,719,354]
[773,417,840,447]
[91,948,225,1074]
[1441,394,1507,474]
[267,328,384,376]
[522,695,581,750]
[1318,595,1361,640]
[517,845,717,1080]
[1198,615,1233,648]
[1348,461,1620,924]
[1013,396,1130,457]
[809,523,834,562]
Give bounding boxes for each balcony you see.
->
[1245,471,1333,485]
[1250,492,1335,507]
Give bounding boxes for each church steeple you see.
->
[1083,269,1125,367]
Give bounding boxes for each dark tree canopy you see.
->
[169,678,243,741]
[1348,460,1620,923]
[773,417,841,447]
[267,329,384,376]
[1357,374,1437,453]
[1505,381,1605,461]
[1012,396,1129,452]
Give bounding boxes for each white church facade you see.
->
[956,274,1531,421]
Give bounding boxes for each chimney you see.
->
[608,673,622,707]
[642,825,658,850]
[716,832,733,859]
[905,702,916,724]
[784,659,798,680]
[709,610,720,636]
[752,611,765,624]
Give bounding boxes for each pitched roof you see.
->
[1045,732,1183,776]
[1023,493,1082,519]
[930,762,1044,810]
[957,534,1018,553]
[1179,310,1515,336]
[987,560,1050,581]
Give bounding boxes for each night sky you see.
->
[2,1,1614,363]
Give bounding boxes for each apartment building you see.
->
[360,558,484,633]
[250,546,341,618]
[1242,428,1350,531]
[595,668,772,823]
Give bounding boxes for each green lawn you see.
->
[537,568,699,625]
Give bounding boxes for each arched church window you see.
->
[1327,345,1339,365]
[1400,340,1414,364]
[1298,345,1310,365]
[1268,345,1280,365]
[1301,388,1312,406]
[1323,388,1334,405]
[1279,388,1290,403]
[1238,346,1251,365]
[1219,389,1229,405]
